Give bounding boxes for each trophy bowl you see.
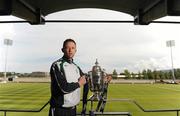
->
[88,59,106,101]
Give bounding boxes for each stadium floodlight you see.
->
[166,40,175,83]
[3,39,13,83]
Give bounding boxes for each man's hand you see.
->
[78,75,86,87]
[104,75,112,83]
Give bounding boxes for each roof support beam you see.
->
[134,0,167,25]
[11,0,45,24]
[167,0,180,16]
[0,0,12,15]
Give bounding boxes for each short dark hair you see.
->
[63,39,76,48]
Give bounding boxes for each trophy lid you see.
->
[95,59,98,66]
[92,59,101,72]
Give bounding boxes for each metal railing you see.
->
[0,101,49,116]
[77,112,132,116]
[0,100,131,116]
[108,99,180,116]
[133,100,180,116]
[1,99,180,116]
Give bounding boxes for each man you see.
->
[49,39,86,116]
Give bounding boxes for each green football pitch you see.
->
[1,83,180,116]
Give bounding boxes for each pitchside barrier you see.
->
[0,101,49,116]
[76,112,131,115]
[1,99,180,116]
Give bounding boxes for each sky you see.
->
[0,8,180,74]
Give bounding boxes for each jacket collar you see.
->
[62,56,73,64]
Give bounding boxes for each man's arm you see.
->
[50,64,80,94]
[76,66,87,86]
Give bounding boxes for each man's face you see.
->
[62,41,77,59]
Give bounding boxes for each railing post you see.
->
[4,111,6,116]
[177,111,179,116]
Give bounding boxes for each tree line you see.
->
[112,68,180,80]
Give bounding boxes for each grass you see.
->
[105,84,180,116]
[0,83,50,116]
[0,83,180,116]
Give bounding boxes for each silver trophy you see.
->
[88,59,106,101]
[82,59,111,115]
